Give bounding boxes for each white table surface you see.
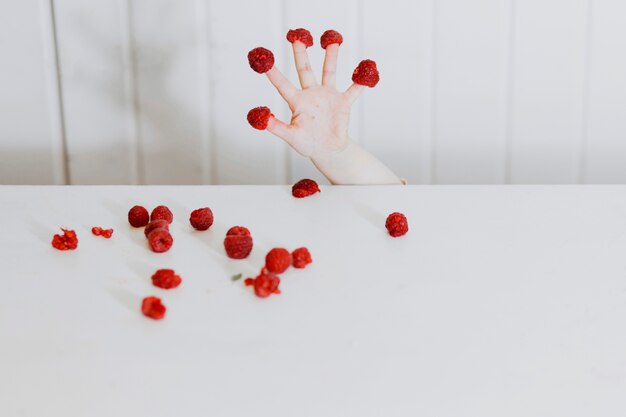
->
[1,185,626,416]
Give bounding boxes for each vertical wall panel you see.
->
[54,0,137,184]
[131,0,206,184]
[434,0,511,184]
[284,0,361,185]
[509,0,588,183]
[0,0,65,185]
[584,0,626,183]
[208,0,287,184]
[362,0,433,184]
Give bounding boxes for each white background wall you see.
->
[1,0,625,185]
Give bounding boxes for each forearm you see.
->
[310,140,403,185]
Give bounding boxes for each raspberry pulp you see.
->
[292,178,320,198]
[142,296,166,320]
[291,247,312,268]
[151,269,182,289]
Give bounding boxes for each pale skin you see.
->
[262,41,404,185]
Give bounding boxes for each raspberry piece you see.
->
[352,59,380,88]
[144,219,170,238]
[151,269,182,289]
[247,47,275,74]
[142,296,166,320]
[286,28,313,47]
[189,207,214,231]
[148,229,173,253]
[150,205,173,224]
[128,205,149,228]
[224,226,253,259]
[51,228,78,250]
[92,227,113,238]
[247,106,273,130]
[385,212,409,237]
[253,273,281,298]
[292,178,320,198]
[292,247,312,269]
[265,248,291,274]
[320,30,343,49]
[244,278,255,286]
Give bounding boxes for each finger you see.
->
[266,116,296,146]
[266,67,298,109]
[321,44,339,88]
[292,42,317,89]
[344,83,365,105]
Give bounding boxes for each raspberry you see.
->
[291,247,312,268]
[320,30,343,49]
[51,228,78,250]
[151,269,182,289]
[286,28,313,47]
[144,219,169,238]
[128,205,149,228]
[151,205,173,224]
[91,227,113,238]
[352,59,380,88]
[148,229,173,253]
[189,207,214,231]
[253,273,281,298]
[292,178,320,198]
[142,296,166,320]
[385,212,409,237]
[224,226,253,259]
[247,106,273,130]
[247,47,275,74]
[265,248,291,274]
[244,278,255,286]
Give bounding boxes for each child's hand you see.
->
[264,42,364,159]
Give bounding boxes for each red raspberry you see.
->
[150,205,173,224]
[253,273,281,298]
[247,106,273,130]
[352,59,380,88]
[189,207,214,231]
[265,248,291,274]
[148,229,173,253]
[224,226,253,259]
[51,228,78,250]
[142,296,166,320]
[291,247,312,268]
[244,278,255,286]
[144,219,169,238]
[286,28,313,47]
[320,30,343,49]
[91,227,113,238]
[247,47,275,74]
[128,205,149,228]
[292,178,320,198]
[151,269,182,289]
[385,212,409,237]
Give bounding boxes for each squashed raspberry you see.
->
[320,30,343,49]
[224,226,253,259]
[92,227,113,238]
[148,229,173,253]
[352,59,380,88]
[190,207,214,231]
[292,178,320,198]
[151,269,182,289]
[265,248,291,274]
[287,28,313,47]
[291,247,312,268]
[385,212,409,237]
[128,205,149,228]
[247,47,275,74]
[144,219,169,238]
[247,106,273,130]
[51,228,78,250]
[244,278,255,286]
[250,273,281,298]
[151,205,173,224]
[142,296,166,320]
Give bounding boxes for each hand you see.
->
[264,42,364,159]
